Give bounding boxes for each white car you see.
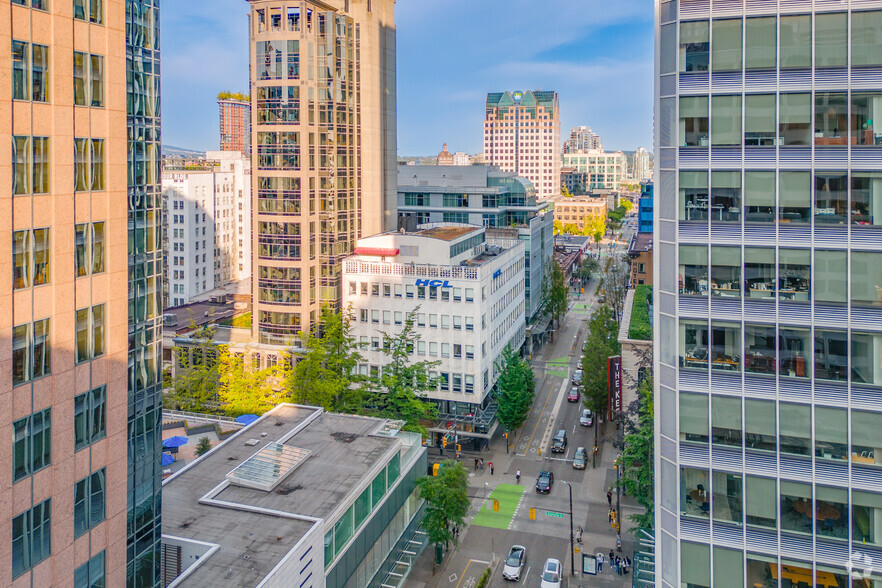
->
[540,558,562,588]
[502,544,526,581]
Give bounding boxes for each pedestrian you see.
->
[489,461,494,475]
[609,550,615,565]
[608,509,613,523]
[515,469,521,484]
[607,490,612,506]
[596,552,604,572]
[576,526,583,544]
[624,556,631,574]
[474,457,479,471]
[616,556,622,575]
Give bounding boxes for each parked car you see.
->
[573,447,587,469]
[540,558,563,588]
[580,409,594,427]
[551,429,568,453]
[571,369,583,385]
[567,387,580,402]
[502,545,527,581]
[536,470,554,494]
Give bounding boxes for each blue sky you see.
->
[160,0,653,154]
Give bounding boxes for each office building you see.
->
[397,165,553,322]
[218,92,251,154]
[161,404,427,588]
[162,151,252,307]
[638,181,653,234]
[633,146,652,180]
[2,0,162,585]
[248,0,397,344]
[483,90,561,199]
[551,196,608,233]
[563,124,603,153]
[655,2,882,587]
[561,149,627,191]
[343,225,526,447]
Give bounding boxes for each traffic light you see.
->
[493,499,500,512]
[442,436,447,448]
[456,444,461,452]
[529,507,536,520]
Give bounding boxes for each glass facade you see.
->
[658,1,882,585]
[127,1,162,586]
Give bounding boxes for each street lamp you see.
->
[561,480,575,577]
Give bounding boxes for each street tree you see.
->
[581,303,621,423]
[416,460,470,552]
[364,310,439,435]
[582,214,606,241]
[574,258,600,285]
[217,347,291,416]
[601,255,629,324]
[495,346,535,438]
[170,326,221,412]
[289,306,365,412]
[619,374,654,530]
[547,260,569,333]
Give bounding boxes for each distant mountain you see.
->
[163,145,205,158]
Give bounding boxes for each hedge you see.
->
[628,285,652,340]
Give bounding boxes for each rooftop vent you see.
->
[226,442,312,492]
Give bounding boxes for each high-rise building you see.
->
[218,92,251,153]
[655,2,882,587]
[633,146,652,180]
[1,0,162,585]
[483,90,561,199]
[563,125,603,153]
[561,149,627,191]
[162,151,252,307]
[248,0,397,344]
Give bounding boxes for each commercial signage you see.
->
[582,553,598,575]
[415,279,452,288]
[608,355,622,421]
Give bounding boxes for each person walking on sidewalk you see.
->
[489,461,494,475]
[515,469,521,484]
[596,553,604,572]
[576,526,583,544]
[607,490,613,506]
[479,458,484,470]
[474,457,479,471]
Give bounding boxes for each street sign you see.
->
[546,511,566,519]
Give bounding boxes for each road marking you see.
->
[509,488,528,530]
[520,371,560,456]
[523,566,531,584]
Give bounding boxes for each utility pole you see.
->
[615,451,623,551]
[562,481,575,577]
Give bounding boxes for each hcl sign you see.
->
[415,279,453,288]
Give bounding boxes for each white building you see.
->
[343,225,526,448]
[452,151,470,166]
[561,149,627,191]
[633,146,652,181]
[563,125,603,153]
[162,151,252,307]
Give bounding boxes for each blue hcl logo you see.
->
[415,279,453,288]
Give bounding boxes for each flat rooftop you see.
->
[418,225,481,241]
[162,405,401,586]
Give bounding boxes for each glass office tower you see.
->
[655,2,882,586]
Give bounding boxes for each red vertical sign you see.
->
[608,355,622,420]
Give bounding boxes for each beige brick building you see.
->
[247,0,398,343]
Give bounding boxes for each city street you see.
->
[406,250,640,588]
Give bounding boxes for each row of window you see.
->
[355,363,480,394]
[348,280,477,302]
[679,320,882,385]
[679,170,882,226]
[678,246,882,304]
[15,222,104,289]
[360,334,481,361]
[679,91,882,148]
[675,12,882,73]
[358,309,480,331]
[13,136,107,195]
[680,465,879,545]
[12,43,104,106]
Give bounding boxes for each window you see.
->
[852,252,882,305]
[429,314,438,328]
[465,345,474,359]
[371,310,379,323]
[711,19,741,71]
[744,398,776,450]
[711,246,740,296]
[441,315,450,329]
[13,228,49,289]
[816,406,847,461]
[852,332,882,386]
[780,14,811,69]
[743,171,775,222]
[680,320,709,368]
[680,467,710,518]
[679,20,709,72]
[711,471,742,524]
[417,313,426,327]
[74,386,106,451]
[12,499,51,579]
[429,342,438,357]
[852,10,882,66]
[74,551,105,588]
[780,480,813,534]
[745,476,777,527]
[73,52,104,107]
[12,0,47,8]
[815,329,848,381]
[417,341,426,356]
[442,194,468,207]
[465,317,475,331]
[405,285,414,298]
[359,309,367,323]
[12,136,50,194]
[441,343,450,358]
[394,284,402,298]
[779,94,811,146]
[814,249,847,303]
[744,249,775,299]
[679,171,709,221]
[74,139,105,191]
[383,283,391,297]
[779,403,811,456]
[382,310,391,324]
[453,344,462,358]
[73,0,103,24]
[713,396,742,445]
[680,96,708,146]
[13,409,51,483]
[453,316,462,330]
[779,171,811,223]
[744,94,776,146]
[711,95,741,146]
[680,393,708,443]
[12,41,48,102]
[815,93,848,145]
[711,171,740,222]
[852,410,882,468]
[394,311,403,325]
[75,305,105,363]
[780,327,811,378]
[371,283,379,296]
[74,468,105,538]
[744,17,776,69]
[465,288,474,302]
[815,12,847,67]
[12,318,50,385]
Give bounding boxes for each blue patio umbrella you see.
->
[161,453,175,467]
[235,414,259,425]
[163,436,189,448]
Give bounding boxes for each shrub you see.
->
[628,285,652,340]
[476,567,491,588]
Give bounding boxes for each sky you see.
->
[160,0,654,155]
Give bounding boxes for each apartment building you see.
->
[248,0,398,345]
[2,0,162,586]
[218,93,251,154]
[563,124,603,153]
[483,90,561,199]
[561,149,627,192]
[655,2,882,586]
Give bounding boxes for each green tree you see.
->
[575,258,600,284]
[195,436,212,457]
[582,214,607,240]
[552,220,564,235]
[601,255,630,324]
[619,374,654,529]
[170,328,221,412]
[364,310,439,435]
[217,347,290,416]
[289,307,365,412]
[495,346,535,438]
[581,303,621,420]
[547,260,569,333]
[416,460,470,553]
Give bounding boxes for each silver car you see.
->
[502,545,526,581]
[580,409,594,427]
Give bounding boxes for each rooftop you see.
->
[417,225,481,241]
[162,405,404,586]
[629,232,653,255]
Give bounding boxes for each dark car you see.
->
[536,470,554,494]
[551,430,567,453]
[571,369,583,386]
[567,387,580,402]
